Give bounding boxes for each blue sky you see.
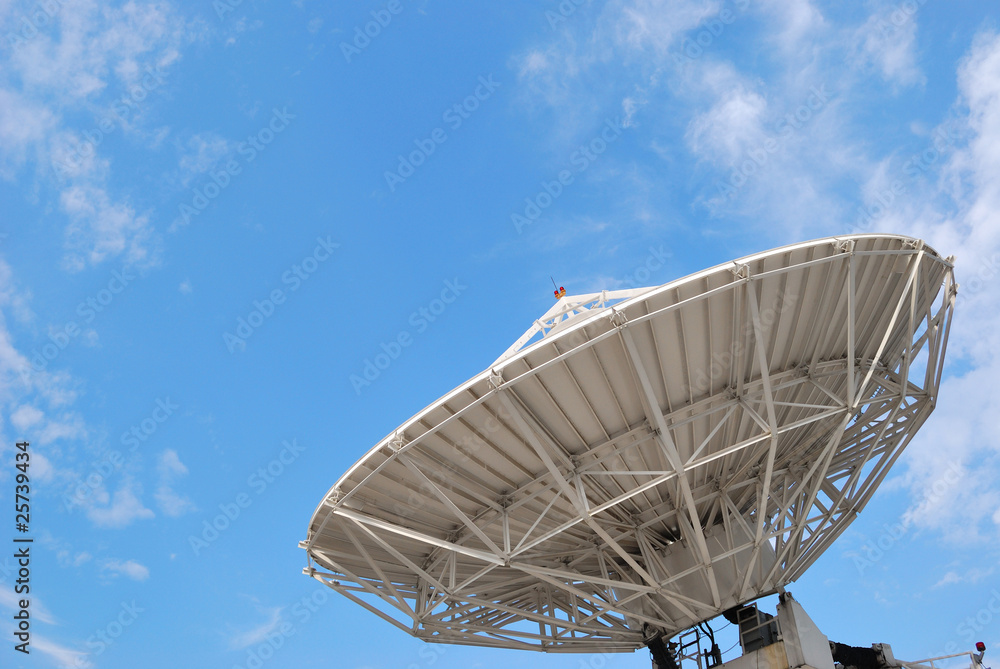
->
[0,0,999,667]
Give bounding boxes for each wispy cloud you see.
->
[512,0,717,141]
[154,448,196,517]
[0,0,193,270]
[0,584,58,628]
[9,403,44,430]
[101,558,150,581]
[852,3,925,88]
[933,567,995,588]
[85,480,155,528]
[885,31,1000,543]
[226,606,284,650]
[513,2,1000,550]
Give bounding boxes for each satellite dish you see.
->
[300,234,956,654]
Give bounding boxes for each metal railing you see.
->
[900,651,986,669]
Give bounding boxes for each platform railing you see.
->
[900,650,986,669]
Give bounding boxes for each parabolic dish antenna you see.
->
[301,234,956,654]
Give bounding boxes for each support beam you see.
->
[619,321,723,610]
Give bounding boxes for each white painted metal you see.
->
[898,651,988,669]
[716,594,833,669]
[301,234,956,653]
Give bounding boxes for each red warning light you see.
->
[976,642,986,652]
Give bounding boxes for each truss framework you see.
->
[302,234,956,653]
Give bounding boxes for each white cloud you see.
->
[60,185,157,271]
[155,485,196,517]
[0,265,88,482]
[57,549,93,568]
[10,403,43,430]
[0,0,190,269]
[0,88,57,178]
[85,481,155,528]
[41,532,94,571]
[30,450,56,483]
[177,132,235,185]
[37,411,87,445]
[755,0,826,54]
[514,1,1000,551]
[612,0,721,58]
[227,606,284,650]
[853,4,925,88]
[158,448,187,476]
[0,585,57,624]
[1,586,85,665]
[933,566,995,588]
[0,258,35,325]
[686,77,768,163]
[0,258,35,324]
[509,0,853,239]
[882,32,1000,544]
[7,0,184,103]
[31,635,91,669]
[101,558,150,581]
[622,95,641,128]
[154,448,195,517]
[512,0,716,139]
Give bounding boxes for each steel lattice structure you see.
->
[301,234,956,653]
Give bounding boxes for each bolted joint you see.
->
[834,239,855,253]
[387,432,407,453]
